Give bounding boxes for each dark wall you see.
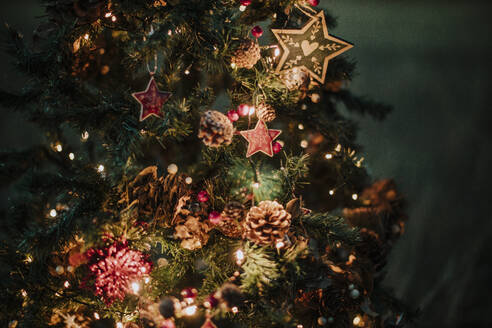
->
[1,1,491,327]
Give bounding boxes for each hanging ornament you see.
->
[243,201,292,245]
[198,190,210,202]
[227,109,240,122]
[239,120,282,157]
[198,110,234,147]
[218,201,245,238]
[272,141,283,154]
[83,240,152,305]
[132,76,172,121]
[255,103,277,122]
[231,39,261,69]
[280,67,311,91]
[181,287,198,301]
[237,104,250,117]
[272,10,353,83]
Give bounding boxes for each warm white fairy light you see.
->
[67,265,74,273]
[352,193,358,200]
[97,165,105,173]
[63,280,70,288]
[83,33,89,40]
[168,30,172,36]
[252,182,260,189]
[298,123,304,130]
[335,144,342,152]
[81,131,89,141]
[300,140,308,148]
[131,282,140,294]
[184,69,190,75]
[21,290,27,297]
[239,5,246,11]
[54,143,62,152]
[105,12,112,18]
[232,306,239,314]
[274,47,280,57]
[325,153,333,160]
[353,315,362,326]
[116,322,123,328]
[329,190,335,196]
[50,209,57,217]
[144,277,150,284]
[275,241,285,249]
[68,153,75,160]
[185,177,192,184]
[249,106,255,115]
[93,312,100,320]
[297,325,304,328]
[55,265,64,274]
[167,163,178,174]
[183,305,197,316]
[111,16,117,22]
[235,249,245,265]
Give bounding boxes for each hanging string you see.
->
[146,53,158,76]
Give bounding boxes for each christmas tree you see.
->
[0,0,414,327]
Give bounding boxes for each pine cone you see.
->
[280,67,311,91]
[255,103,276,122]
[231,39,261,69]
[198,110,234,148]
[120,166,188,224]
[243,201,291,246]
[219,201,245,238]
[173,196,213,250]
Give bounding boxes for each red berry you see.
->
[272,141,282,154]
[197,190,209,202]
[251,26,263,38]
[208,211,222,225]
[227,109,240,122]
[307,0,320,6]
[240,0,252,5]
[237,104,250,117]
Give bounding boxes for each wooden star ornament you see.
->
[132,77,172,121]
[272,10,353,83]
[240,120,282,157]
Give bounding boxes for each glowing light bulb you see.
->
[329,190,334,196]
[239,5,246,11]
[97,165,105,173]
[81,131,89,141]
[249,106,255,115]
[184,69,190,75]
[131,282,140,294]
[300,140,308,148]
[167,163,178,174]
[232,306,239,314]
[235,249,245,265]
[184,305,197,316]
[231,62,237,69]
[252,182,260,189]
[168,30,172,36]
[64,280,70,288]
[140,266,147,273]
[105,12,112,18]
[111,16,117,22]
[275,241,285,249]
[49,209,57,217]
[144,277,150,284]
[298,124,304,130]
[335,144,342,152]
[68,153,75,160]
[274,47,280,57]
[353,315,362,326]
[325,153,333,160]
[21,290,27,297]
[84,34,89,40]
[352,194,358,200]
[185,177,192,184]
[94,312,100,320]
[297,325,304,328]
[116,322,123,328]
[54,143,63,152]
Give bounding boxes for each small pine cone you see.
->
[243,200,291,246]
[255,103,276,122]
[231,39,261,69]
[173,196,212,250]
[198,110,234,147]
[218,201,245,238]
[280,67,311,91]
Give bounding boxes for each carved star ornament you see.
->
[272,10,353,84]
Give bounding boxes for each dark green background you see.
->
[1,1,491,326]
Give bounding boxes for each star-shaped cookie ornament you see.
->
[272,10,353,83]
[240,120,282,158]
[132,77,172,121]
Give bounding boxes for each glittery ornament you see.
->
[240,0,251,5]
[272,141,282,154]
[239,120,281,157]
[307,0,320,6]
[198,190,210,202]
[198,110,234,147]
[132,77,172,121]
[83,240,152,305]
[237,104,250,116]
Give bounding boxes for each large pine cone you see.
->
[219,201,245,238]
[255,103,276,123]
[173,196,213,250]
[231,39,261,69]
[243,201,291,246]
[198,110,234,148]
[120,166,187,224]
